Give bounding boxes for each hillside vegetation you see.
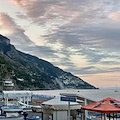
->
[0,34,96,90]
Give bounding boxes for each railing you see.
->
[3,83,14,86]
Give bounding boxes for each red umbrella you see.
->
[81,97,120,114]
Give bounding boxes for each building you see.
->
[3,79,14,90]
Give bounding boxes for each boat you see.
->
[0,105,24,120]
[18,101,41,112]
[17,101,32,112]
[0,115,24,120]
[27,116,42,120]
[31,105,42,112]
[2,105,23,113]
[0,114,24,120]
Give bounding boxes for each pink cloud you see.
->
[108,12,120,22]
[8,0,108,28]
[9,0,28,7]
[9,0,58,18]
[8,0,80,25]
[0,13,33,45]
[0,13,20,33]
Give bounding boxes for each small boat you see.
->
[2,105,23,113]
[27,116,42,120]
[0,114,24,120]
[18,101,41,112]
[31,106,42,112]
[0,105,24,120]
[17,101,32,112]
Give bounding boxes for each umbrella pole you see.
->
[113,113,114,120]
[109,114,110,120]
[68,101,70,120]
[104,114,106,120]
[101,113,103,120]
[81,111,82,120]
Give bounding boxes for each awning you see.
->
[41,97,81,110]
[3,91,32,98]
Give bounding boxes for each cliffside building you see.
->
[3,79,14,90]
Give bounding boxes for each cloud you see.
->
[8,0,110,29]
[5,0,120,82]
[0,13,19,33]
[0,13,58,62]
[21,45,58,59]
[9,0,65,18]
[7,0,118,49]
[108,11,120,22]
[79,25,120,50]
[41,22,120,75]
[0,13,33,46]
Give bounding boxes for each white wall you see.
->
[53,111,67,120]
[43,109,68,120]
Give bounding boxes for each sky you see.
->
[1,0,120,88]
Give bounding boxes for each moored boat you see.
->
[0,114,24,120]
[31,106,42,112]
[2,105,23,113]
[0,105,24,120]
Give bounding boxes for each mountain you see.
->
[0,34,96,90]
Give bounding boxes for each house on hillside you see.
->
[2,79,14,90]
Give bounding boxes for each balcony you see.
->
[3,83,14,87]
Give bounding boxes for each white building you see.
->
[41,97,81,120]
[3,79,14,90]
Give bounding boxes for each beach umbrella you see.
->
[81,97,120,120]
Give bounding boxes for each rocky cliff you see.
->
[0,34,96,90]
